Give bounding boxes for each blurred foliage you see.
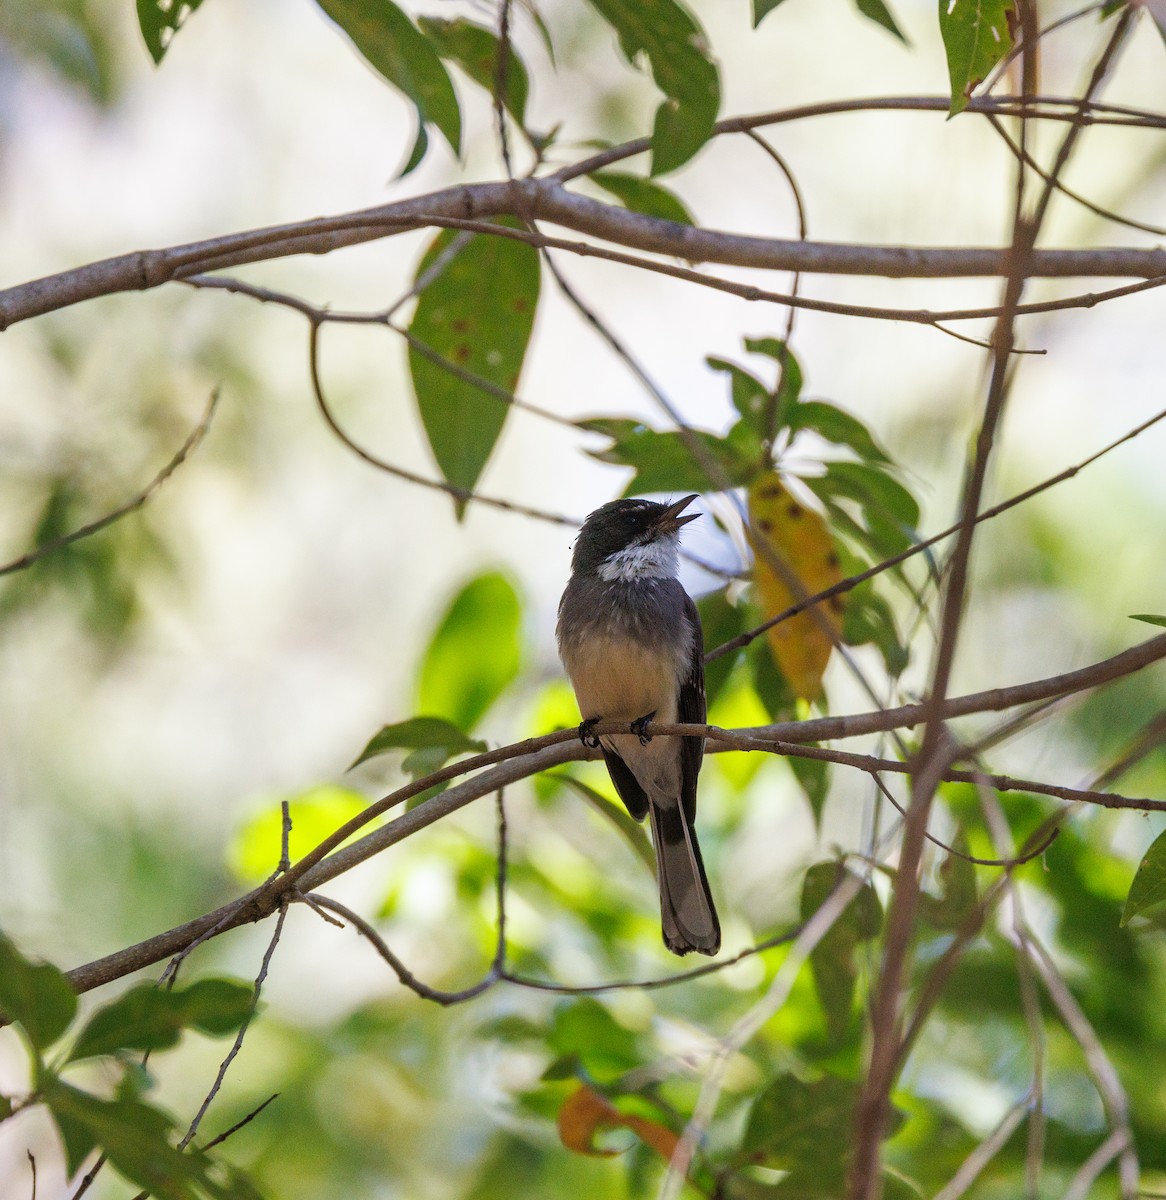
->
[0,0,125,105]
[0,931,259,1198]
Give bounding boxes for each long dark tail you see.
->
[648,800,720,956]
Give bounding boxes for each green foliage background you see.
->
[2,0,1166,1197]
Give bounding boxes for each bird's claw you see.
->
[631,711,656,745]
[578,716,601,749]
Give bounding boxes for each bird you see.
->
[556,495,720,956]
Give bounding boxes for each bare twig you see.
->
[932,1093,1031,1200]
[306,318,575,525]
[51,629,1166,1000]
[0,389,220,579]
[176,901,289,1150]
[69,1154,106,1199]
[200,1093,279,1151]
[1023,936,1138,1197]
[1064,1128,1133,1200]
[307,893,499,1005]
[553,94,1166,182]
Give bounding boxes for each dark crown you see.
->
[570,497,697,576]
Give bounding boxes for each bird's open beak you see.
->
[655,494,701,534]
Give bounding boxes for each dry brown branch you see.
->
[4,148,1166,331]
[48,623,1166,1002]
[849,11,1135,1190]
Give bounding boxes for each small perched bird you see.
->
[557,495,720,956]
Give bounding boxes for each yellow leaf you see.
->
[557,1085,679,1161]
[229,785,368,883]
[748,473,844,702]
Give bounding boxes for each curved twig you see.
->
[0,389,220,578]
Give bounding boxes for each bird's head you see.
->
[571,495,700,581]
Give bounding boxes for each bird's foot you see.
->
[631,711,657,746]
[578,716,602,749]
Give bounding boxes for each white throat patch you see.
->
[598,534,679,583]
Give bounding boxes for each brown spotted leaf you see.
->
[408,225,540,517]
[748,472,844,702]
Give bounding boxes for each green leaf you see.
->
[0,932,76,1052]
[740,1073,861,1179]
[807,461,920,559]
[800,864,881,1044]
[697,588,750,705]
[585,0,720,175]
[1122,827,1166,926]
[136,0,206,64]
[1131,614,1166,629]
[752,0,791,26]
[315,0,461,164]
[787,401,891,463]
[417,16,530,125]
[740,337,803,433]
[744,336,803,396]
[408,227,540,511]
[706,358,770,436]
[854,0,908,42]
[591,171,693,225]
[550,999,642,1078]
[938,0,1014,116]
[550,774,656,875]
[842,583,908,677]
[418,572,523,731]
[42,1076,217,1198]
[790,755,830,827]
[396,123,429,180]
[69,979,254,1062]
[351,716,487,770]
[580,417,761,495]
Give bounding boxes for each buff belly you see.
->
[561,633,685,797]
[561,634,680,724]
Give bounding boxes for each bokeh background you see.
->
[2,0,1166,1195]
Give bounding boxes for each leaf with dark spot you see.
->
[408,228,540,512]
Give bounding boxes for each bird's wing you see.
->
[602,746,650,821]
[678,589,706,826]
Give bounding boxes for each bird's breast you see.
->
[560,632,682,724]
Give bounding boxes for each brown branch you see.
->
[308,893,499,1005]
[850,10,1136,1189]
[867,772,1059,864]
[52,626,1166,1001]
[4,151,1166,330]
[722,734,1160,812]
[551,94,1166,182]
[986,113,1166,238]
